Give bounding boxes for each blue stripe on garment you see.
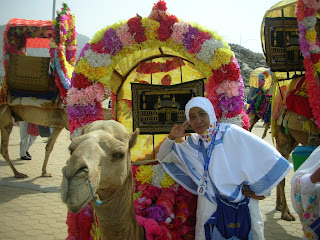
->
[310,217,320,236]
[188,136,198,150]
[161,162,216,203]
[250,156,290,194]
[172,144,200,181]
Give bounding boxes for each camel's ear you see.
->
[129,128,139,149]
[81,125,89,135]
[69,134,92,154]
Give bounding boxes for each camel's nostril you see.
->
[74,166,89,177]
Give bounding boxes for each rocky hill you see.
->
[229,43,268,87]
[0,24,267,87]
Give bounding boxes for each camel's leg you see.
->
[248,113,259,132]
[276,178,296,221]
[1,125,28,178]
[41,127,63,177]
[262,123,270,139]
[274,127,298,221]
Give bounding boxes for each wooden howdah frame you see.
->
[263,17,319,72]
[131,79,204,134]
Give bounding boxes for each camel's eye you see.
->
[75,167,88,177]
[112,152,124,160]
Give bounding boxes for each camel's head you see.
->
[61,120,139,213]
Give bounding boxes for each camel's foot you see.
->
[281,211,296,221]
[14,172,28,178]
[41,172,52,177]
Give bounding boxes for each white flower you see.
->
[151,164,166,188]
[84,49,112,68]
[302,16,317,28]
[196,38,224,64]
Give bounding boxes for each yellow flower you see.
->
[314,61,320,72]
[211,48,232,70]
[160,173,175,188]
[75,59,110,81]
[141,18,159,40]
[306,29,317,43]
[135,165,154,184]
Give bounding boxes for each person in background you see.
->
[19,121,37,160]
[291,146,320,239]
[157,96,292,240]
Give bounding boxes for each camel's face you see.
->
[61,120,139,213]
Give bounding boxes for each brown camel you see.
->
[0,98,112,179]
[61,120,144,240]
[273,109,320,221]
[248,112,270,139]
[0,101,68,178]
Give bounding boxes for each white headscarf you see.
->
[185,97,217,124]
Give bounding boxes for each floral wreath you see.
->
[68,0,249,138]
[50,3,77,102]
[297,0,320,128]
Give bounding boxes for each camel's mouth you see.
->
[61,168,94,213]
[66,195,92,213]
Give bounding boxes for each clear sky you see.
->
[0,0,281,53]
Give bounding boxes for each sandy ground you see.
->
[0,120,304,239]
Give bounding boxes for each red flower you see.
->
[72,73,93,89]
[127,16,147,43]
[158,15,178,41]
[90,40,109,54]
[188,32,211,54]
[311,53,320,64]
[153,0,167,11]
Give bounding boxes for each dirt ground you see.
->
[0,120,304,239]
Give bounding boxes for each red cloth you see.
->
[286,76,313,118]
[27,123,39,136]
[26,38,50,48]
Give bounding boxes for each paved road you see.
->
[0,121,304,239]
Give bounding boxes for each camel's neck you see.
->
[93,171,145,240]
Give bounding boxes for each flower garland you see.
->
[68,0,248,141]
[132,164,197,239]
[50,3,77,102]
[297,0,320,128]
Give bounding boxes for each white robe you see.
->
[158,123,292,240]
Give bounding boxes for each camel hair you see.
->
[61,120,145,240]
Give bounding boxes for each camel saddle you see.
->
[282,110,320,135]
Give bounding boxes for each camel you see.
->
[61,120,145,240]
[272,109,320,221]
[0,97,112,178]
[0,100,68,178]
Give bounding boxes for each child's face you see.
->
[188,107,210,134]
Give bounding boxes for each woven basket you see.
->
[7,54,52,92]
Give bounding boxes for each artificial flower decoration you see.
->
[68,0,248,139]
[50,3,77,102]
[297,0,320,128]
